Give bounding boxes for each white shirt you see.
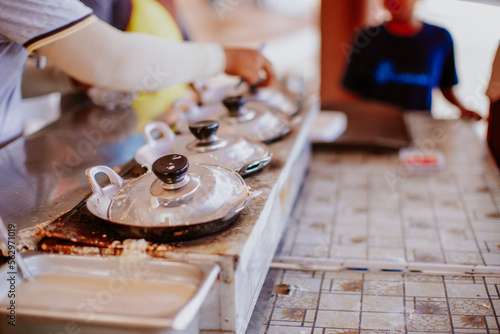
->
[0,0,94,146]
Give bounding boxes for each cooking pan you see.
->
[85,154,259,242]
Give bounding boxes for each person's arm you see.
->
[37,20,275,92]
[440,86,482,121]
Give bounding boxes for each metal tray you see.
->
[0,253,219,332]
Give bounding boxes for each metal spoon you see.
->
[0,216,34,281]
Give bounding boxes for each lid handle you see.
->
[188,120,219,142]
[143,121,175,145]
[222,96,247,117]
[85,166,124,197]
[152,154,189,185]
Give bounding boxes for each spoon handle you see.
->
[0,217,34,281]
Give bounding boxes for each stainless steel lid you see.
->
[135,121,272,177]
[172,120,272,176]
[86,154,252,227]
[217,96,291,143]
[247,85,301,117]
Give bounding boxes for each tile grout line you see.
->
[310,270,325,334]
[443,275,456,334]
[264,269,283,333]
[427,174,449,266]
[327,170,342,262]
[402,273,408,333]
[287,177,309,258]
[484,276,500,333]
[484,172,500,216]
[454,173,488,266]
[484,172,500,269]
[292,167,318,257]
[358,272,366,333]
[397,172,410,265]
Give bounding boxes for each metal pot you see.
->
[174,96,292,143]
[135,121,272,177]
[217,95,291,143]
[246,84,302,117]
[192,76,305,117]
[86,154,258,242]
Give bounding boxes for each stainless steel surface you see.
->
[0,252,220,331]
[0,99,144,233]
[86,159,252,227]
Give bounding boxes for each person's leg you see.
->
[488,99,500,168]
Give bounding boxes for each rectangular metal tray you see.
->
[0,253,219,331]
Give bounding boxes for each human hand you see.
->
[460,107,482,121]
[223,47,276,87]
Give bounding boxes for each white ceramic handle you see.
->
[143,121,175,145]
[85,166,124,197]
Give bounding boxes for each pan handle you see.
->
[143,121,176,146]
[85,166,124,197]
[224,190,263,221]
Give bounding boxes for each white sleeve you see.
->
[0,0,94,51]
[38,20,226,92]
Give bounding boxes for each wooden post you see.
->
[320,0,372,105]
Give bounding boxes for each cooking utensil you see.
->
[246,81,303,117]
[173,96,292,143]
[86,154,258,242]
[193,72,304,118]
[218,95,291,143]
[0,253,220,332]
[135,121,272,177]
[0,216,34,281]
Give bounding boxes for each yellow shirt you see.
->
[127,0,188,127]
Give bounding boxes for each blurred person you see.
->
[342,0,481,121]
[83,0,190,127]
[1,0,275,148]
[486,42,500,167]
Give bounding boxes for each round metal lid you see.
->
[248,85,301,117]
[135,121,272,177]
[107,154,251,227]
[172,120,272,176]
[217,96,291,143]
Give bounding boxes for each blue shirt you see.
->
[342,23,458,111]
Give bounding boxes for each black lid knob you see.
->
[249,83,260,95]
[152,154,189,184]
[222,96,247,116]
[188,120,219,141]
